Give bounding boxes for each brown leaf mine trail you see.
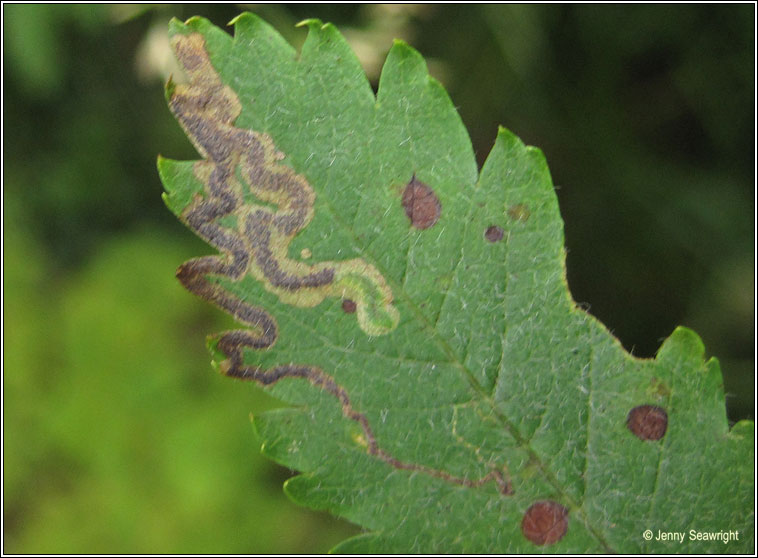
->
[167,33,511,496]
[169,33,397,337]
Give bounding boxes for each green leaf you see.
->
[158,13,753,553]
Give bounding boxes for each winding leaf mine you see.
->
[162,32,511,495]
[167,32,398,337]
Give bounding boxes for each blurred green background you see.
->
[3,4,753,553]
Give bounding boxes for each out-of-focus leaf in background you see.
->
[2,3,753,553]
[2,205,356,552]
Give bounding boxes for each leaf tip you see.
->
[228,11,260,29]
[295,17,323,29]
[156,154,171,180]
[496,124,515,141]
[494,126,523,153]
[281,474,312,507]
[660,325,706,362]
[156,155,170,181]
[227,12,246,27]
[381,39,428,84]
[388,37,420,59]
[704,355,722,375]
[167,16,185,34]
[183,15,205,28]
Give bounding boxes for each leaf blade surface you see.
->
[159,13,753,553]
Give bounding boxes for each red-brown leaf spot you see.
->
[484,225,504,242]
[627,404,668,441]
[401,175,441,229]
[521,500,569,546]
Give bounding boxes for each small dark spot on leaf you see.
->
[522,500,568,546]
[508,203,530,222]
[485,225,504,242]
[341,299,357,313]
[401,175,441,229]
[627,405,668,441]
